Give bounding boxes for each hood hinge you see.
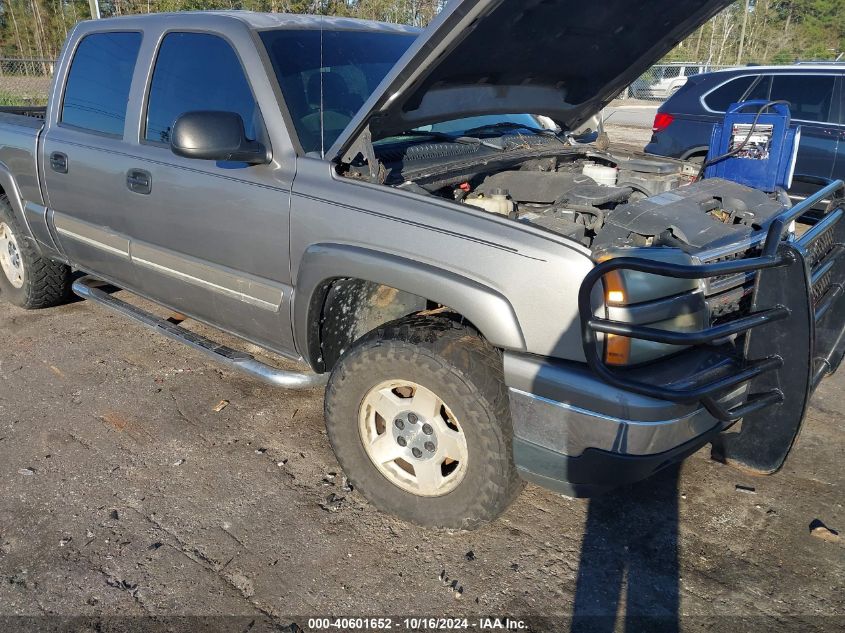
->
[341,125,383,184]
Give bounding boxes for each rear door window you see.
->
[145,33,258,145]
[61,32,142,136]
[770,74,836,123]
[704,75,756,112]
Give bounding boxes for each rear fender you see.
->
[0,163,33,238]
[680,146,710,161]
[0,163,62,258]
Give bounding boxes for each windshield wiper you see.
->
[384,130,505,151]
[459,122,559,138]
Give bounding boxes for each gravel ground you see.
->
[602,104,659,131]
[0,131,843,631]
[604,124,653,152]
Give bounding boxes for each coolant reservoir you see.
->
[582,162,618,186]
[463,188,514,216]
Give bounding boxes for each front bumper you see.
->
[505,351,746,496]
[510,178,845,496]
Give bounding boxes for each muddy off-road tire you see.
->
[324,315,523,529]
[0,195,71,309]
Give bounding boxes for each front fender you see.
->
[293,243,526,368]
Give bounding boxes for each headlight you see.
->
[597,248,708,366]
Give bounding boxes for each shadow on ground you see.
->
[571,465,681,632]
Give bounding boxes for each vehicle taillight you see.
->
[652,112,675,133]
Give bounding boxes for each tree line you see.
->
[0,0,444,59]
[669,0,843,65]
[0,0,842,64]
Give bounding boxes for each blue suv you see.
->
[644,65,844,185]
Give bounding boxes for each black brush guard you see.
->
[578,178,845,474]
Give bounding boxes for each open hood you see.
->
[330,0,732,162]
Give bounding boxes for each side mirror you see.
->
[170,111,270,165]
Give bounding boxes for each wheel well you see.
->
[308,278,468,372]
[683,149,708,163]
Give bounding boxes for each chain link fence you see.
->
[620,62,734,102]
[0,58,55,105]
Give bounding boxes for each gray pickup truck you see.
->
[1,1,844,529]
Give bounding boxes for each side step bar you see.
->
[72,276,327,390]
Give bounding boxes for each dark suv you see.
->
[644,65,844,183]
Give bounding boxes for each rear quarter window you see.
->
[703,75,755,112]
[61,32,142,136]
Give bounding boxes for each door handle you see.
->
[50,152,68,173]
[126,169,152,195]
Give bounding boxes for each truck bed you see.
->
[0,108,46,208]
[0,105,47,119]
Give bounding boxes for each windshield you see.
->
[370,114,554,148]
[260,29,416,154]
[416,114,546,136]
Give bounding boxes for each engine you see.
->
[592,177,789,254]
[425,156,786,253]
[369,138,788,254]
[445,154,693,247]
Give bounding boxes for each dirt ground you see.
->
[1,287,843,632]
[1,126,843,632]
[604,124,653,151]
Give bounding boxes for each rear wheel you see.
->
[0,195,71,309]
[324,315,522,529]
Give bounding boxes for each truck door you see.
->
[41,31,143,287]
[119,30,297,355]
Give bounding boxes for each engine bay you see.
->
[367,145,793,254]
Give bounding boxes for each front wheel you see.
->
[0,195,71,309]
[324,316,522,529]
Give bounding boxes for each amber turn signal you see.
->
[605,332,631,366]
